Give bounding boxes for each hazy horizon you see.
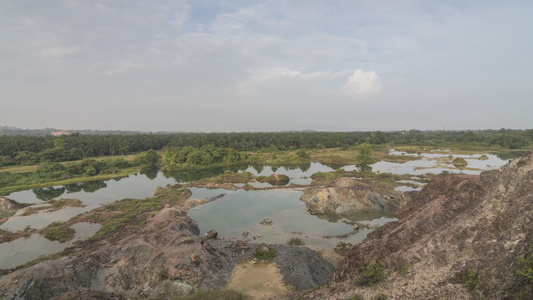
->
[2,1,532,132]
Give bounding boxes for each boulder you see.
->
[205,229,218,240]
[299,177,403,216]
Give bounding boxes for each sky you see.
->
[1,0,532,132]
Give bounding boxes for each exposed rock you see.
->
[190,254,202,265]
[259,219,273,225]
[297,151,533,299]
[334,242,353,256]
[272,244,335,291]
[0,206,233,300]
[0,204,334,299]
[204,229,218,240]
[0,197,17,220]
[257,243,271,253]
[256,174,290,186]
[299,177,405,216]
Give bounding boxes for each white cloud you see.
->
[237,67,346,103]
[40,46,78,57]
[341,69,382,96]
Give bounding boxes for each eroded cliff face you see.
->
[298,151,533,299]
[0,205,333,300]
[299,178,409,216]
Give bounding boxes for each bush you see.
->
[355,261,386,286]
[452,157,468,167]
[287,238,305,246]
[252,248,277,261]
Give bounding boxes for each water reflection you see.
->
[162,164,249,182]
[140,165,159,180]
[33,187,66,201]
[33,181,110,201]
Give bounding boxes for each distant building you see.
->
[51,131,69,136]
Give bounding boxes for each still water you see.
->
[188,188,395,250]
[0,150,511,269]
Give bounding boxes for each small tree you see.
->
[356,143,374,172]
[296,148,310,159]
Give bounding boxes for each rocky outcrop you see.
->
[256,174,291,186]
[299,178,405,216]
[0,197,17,219]
[297,151,533,299]
[0,205,333,299]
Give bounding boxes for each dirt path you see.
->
[227,261,288,299]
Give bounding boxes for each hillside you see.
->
[296,151,533,299]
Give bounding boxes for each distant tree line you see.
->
[0,129,532,167]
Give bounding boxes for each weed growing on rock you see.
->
[504,254,533,298]
[396,263,410,275]
[158,269,169,281]
[355,261,386,287]
[285,285,296,292]
[373,292,389,300]
[349,294,363,300]
[464,269,480,291]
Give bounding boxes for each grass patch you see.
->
[41,221,75,242]
[193,171,253,185]
[94,197,164,237]
[0,167,141,195]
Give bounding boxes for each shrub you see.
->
[252,248,277,261]
[355,261,386,286]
